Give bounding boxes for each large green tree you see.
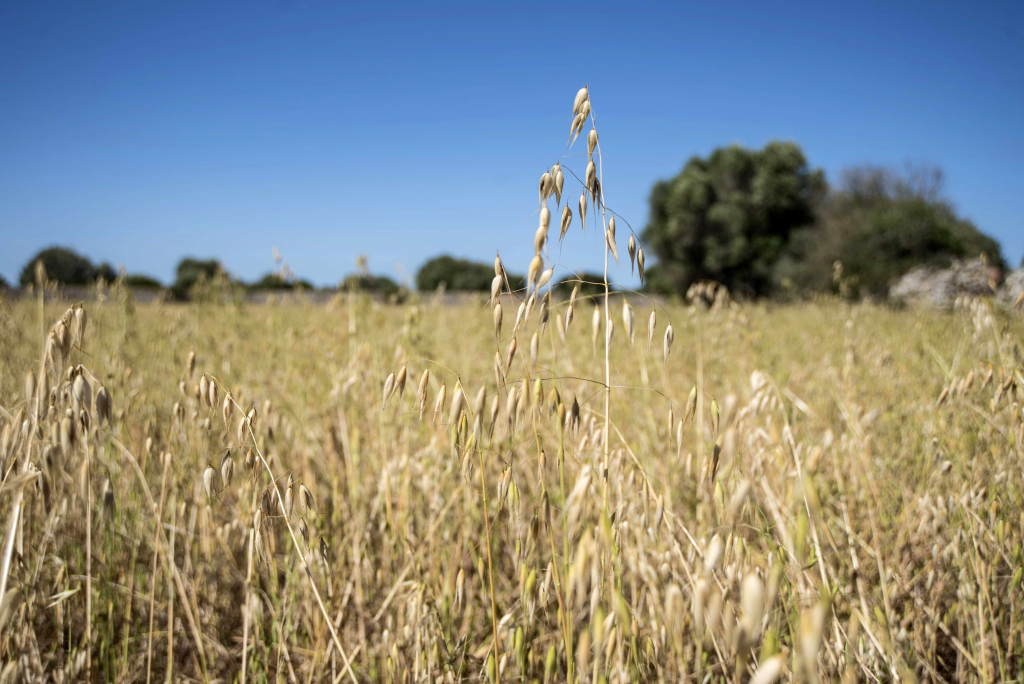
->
[18,246,111,287]
[778,165,1005,297]
[170,257,226,300]
[416,255,525,292]
[642,142,825,297]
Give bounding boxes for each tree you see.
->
[642,142,825,297]
[341,273,402,297]
[416,255,525,292]
[19,246,103,287]
[124,274,165,289]
[249,273,314,291]
[95,262,118,283]
[170,257,226,300]
[778,164,1006,297]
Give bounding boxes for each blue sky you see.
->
[1,1,1022,287]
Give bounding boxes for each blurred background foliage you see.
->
[14,145,1013,302]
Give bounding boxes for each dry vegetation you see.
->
[1,89,1024,684]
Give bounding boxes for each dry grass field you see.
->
[0,289,1022,684]
[1,87,1023,684]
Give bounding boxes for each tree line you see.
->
[6,141,1015,300]
[642,142,1011,298]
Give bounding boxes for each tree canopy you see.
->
[18,246,116,287]
[777,165,1005,297]
[416,255,525,292]
[642,142,825,297]
[341,273,401,296]
[249,273,315,291]
[123,274,164,289]
[170,257,228,300]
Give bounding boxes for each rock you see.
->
[889,257,998,310]
[997,267,1024,311]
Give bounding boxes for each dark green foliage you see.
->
[249,273,314,291]
[555,272,612,300]
[778,165,1006,297]
[341,273,401,296]
[642,142,825,297]
[170,257,226,300]
[18,246,108,286]
[123,274,165,289]
[416,255,525,293]
[638,264,674,295]
[95,263,118,283]
[0,273,8,289]
[416,255,491,291]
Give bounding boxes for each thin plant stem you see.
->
[146,452,172,684]
[477,445,501,684]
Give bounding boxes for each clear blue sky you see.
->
[2,1,1022,288]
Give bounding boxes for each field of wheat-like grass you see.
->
[1,289,1022,684]
[2,85,1023,684]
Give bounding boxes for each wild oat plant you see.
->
[1,88,1024,684]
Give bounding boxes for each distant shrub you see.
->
[124,274,165,290]
[95,262,118,283]
[778,165,1006,298]
[170,257,227,300]
[416,255,526,293]
[416,255,492,291]
[19,247,105,287]
[341,273,401,297]
[249,273,315,291]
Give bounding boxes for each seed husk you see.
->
[572,85,588,116]
[203,464,220,500]
[506,337,518,373]
[222,394,233,428]
[382,372,396,410]
[606,217,619,264]
[220,453,234,489]
[528,255,543,289]
[300,483,317,517]
[417,369,430,419]
[491,275,502,303]
[537,268,553,290]
[449,383,465,426]
[396,364,407,397]
[534,224,547,254]
[433,383,447,424]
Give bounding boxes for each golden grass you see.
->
[1,85,1023,684]
[0,290,1022,684]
